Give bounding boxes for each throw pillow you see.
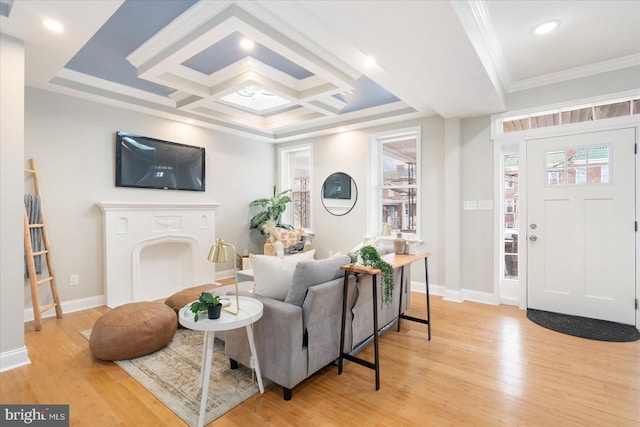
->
[250,250,316,300]
[285,254,351,306]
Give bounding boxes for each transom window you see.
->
[501,97,640,134]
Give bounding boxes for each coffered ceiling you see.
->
[1,0,638,142]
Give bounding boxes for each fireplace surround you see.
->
[97,202,220,308]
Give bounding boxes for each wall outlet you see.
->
[69,273,79,286]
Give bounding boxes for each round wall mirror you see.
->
[321,172,358,216]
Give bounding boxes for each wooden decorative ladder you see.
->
[24,158,63,330]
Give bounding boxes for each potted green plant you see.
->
[356,245,395,307]
[249,185,293,234]
[189,292,222,321]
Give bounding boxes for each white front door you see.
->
[527,128,636,324]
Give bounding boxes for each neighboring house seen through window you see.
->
[370,128,420,237]
[279,145,311,230]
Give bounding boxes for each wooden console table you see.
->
[338,251,431,390]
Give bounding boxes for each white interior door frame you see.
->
[493,116,639,327]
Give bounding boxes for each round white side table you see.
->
[179,295,264,427]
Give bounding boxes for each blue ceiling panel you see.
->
[182,32,314,80]
[65,0,198,96]
[336,76,400,113]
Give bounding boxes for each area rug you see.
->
[526,309,640,342]
[81,328,263,426]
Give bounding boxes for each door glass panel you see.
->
[546,146,610,186]
[587,146,610,184]
[546,150,565,185]
[503,154,519,279]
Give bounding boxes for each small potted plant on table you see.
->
[356,245,395,307]
[189,292,222,321]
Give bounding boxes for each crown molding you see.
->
[509,54,640,93]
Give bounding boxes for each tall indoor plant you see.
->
[249,185,293,233]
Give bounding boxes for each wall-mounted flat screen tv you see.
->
[115,131,205,191]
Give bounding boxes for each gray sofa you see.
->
[224,251,410,400]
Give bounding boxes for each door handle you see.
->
[529,235,538,242]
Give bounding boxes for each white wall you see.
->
[506,66,640,111]
[461,116,494,293]
[0,34,29,371]
[23,88,275,309]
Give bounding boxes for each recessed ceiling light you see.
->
[186,119,195,124]
[240,38,255,50]
[43,18,64,33]
[363,56,376,68]
[533,20,559,35]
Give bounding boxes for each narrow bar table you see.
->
[338,251,431,390]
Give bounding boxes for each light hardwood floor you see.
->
[1,294,638,426]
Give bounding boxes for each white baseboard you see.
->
[442,288,464,303]
[410,281,498,305]
[0,346,31,373]
[464,289,499,305]
[23,294,106,323]
[499,297,519,306]
[410,281,447,295]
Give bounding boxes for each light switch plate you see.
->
[463,201,478,210]
[478,200,493,210]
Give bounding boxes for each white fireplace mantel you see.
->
[98,201,221,212]
[97,201,220,308]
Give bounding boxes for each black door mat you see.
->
[527,309,640,342]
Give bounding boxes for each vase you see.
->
[274,240,284,257]
[393,232,406,254]
[264,241,275,256]
[207,304,222,319]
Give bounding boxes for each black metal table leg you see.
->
[397,266,405,332]
[372,274,380,390]
[397,256,431,340]
[338,270,349,374]
[425,257,431,340]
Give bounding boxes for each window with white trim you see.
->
[370,128,420,236]
[279,145,311,230]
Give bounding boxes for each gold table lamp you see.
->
[208,238,240,315]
